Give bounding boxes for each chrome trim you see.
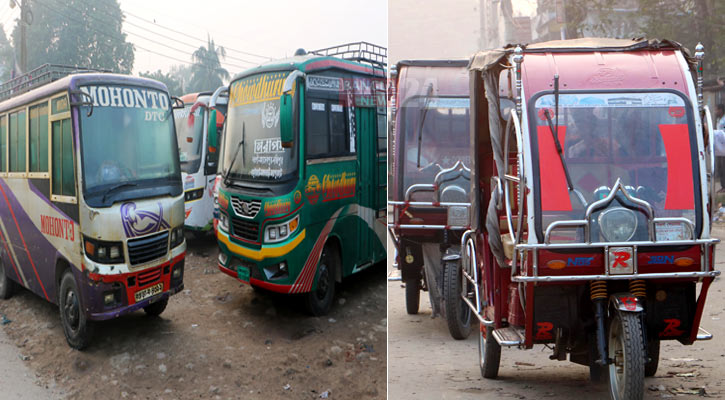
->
[697,326,713,341]
[520,238,718,250]
[388,201,471,207]
[404,160,471,203]
[492,328,524,347]
[704,105,716,216]
[388,224,468,230]
[512,270,720,283]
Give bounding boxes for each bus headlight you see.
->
[219,213,229,232]
[170,227,184,248]
[265,216,299,243]
[598,207,637,242]
[84,236,124,264]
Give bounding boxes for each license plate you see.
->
[237,266,250,282]
[135,283,163,302]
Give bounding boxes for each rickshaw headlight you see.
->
[598,207,637,242]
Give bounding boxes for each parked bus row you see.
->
[0,42,387,349]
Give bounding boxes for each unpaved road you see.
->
[388,226,725,400]
[0,234,386,399]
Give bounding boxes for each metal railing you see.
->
[0,64,110,102]
[309,42,387,69]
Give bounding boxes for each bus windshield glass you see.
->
[400,97,470,199]
[531,91,699,240]
[79,84,180,205]
[222,71,297,183]
[174,105,205,174]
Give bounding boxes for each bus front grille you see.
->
[137,266,162,287]
[231,218,259,242]
[127,231,169,266]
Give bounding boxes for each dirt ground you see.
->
[388,226,725,400]
[0,234,387,400]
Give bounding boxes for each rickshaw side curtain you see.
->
[659,124,695,210]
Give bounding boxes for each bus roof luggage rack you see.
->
[309,41,387,69]
[0,63,111,102]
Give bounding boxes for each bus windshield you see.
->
[174,105,205,174]
[400,97,470,199]
[222,71,297,183]
[531,91,699,241]
[79,84,181,206]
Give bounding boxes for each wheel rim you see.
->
[63,288,80,332]
[608,316,626,399]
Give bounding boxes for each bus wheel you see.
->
[479,324,501,379]
[607,311,644,400]
[0,259,16,300]
[404,278,420,315]
[58,271,94,350]
[143,298,169,317]
[645,337,660,377]
[443,260,472,340]
[306,245,337,316]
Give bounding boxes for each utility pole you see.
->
[10,0,31,73]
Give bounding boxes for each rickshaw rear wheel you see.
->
[478,324,501,379]
[0,259,16,300]
[644,337,660,377]
[404,278,420,315]
[58,270,94,350]
[443,260,471,340]
[607,311,644,400]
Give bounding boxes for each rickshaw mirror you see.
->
[500,98,515,120]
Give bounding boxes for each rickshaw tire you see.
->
[479,325,501,379]
[0,259,16,300]
[644,338,660,377]
[607,312,644,400]
[59,270,94,350]
[443,261,471,340]
[404,278,420,315]
[143,298,169,317]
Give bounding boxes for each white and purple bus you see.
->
[0,65,186,349]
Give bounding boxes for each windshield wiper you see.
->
[543,74,575,192]
[223,122,245,187]
[101,182,138,203]
[416,84,434,168]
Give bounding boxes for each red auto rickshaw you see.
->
[462,38,719,400]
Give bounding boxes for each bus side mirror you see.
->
[280,93,294,148]
[208,109,218,151]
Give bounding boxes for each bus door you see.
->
[357,106,376,263]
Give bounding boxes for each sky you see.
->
[1,0,388,76]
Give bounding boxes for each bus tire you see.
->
[404,278,420,315]
[143,298,169,317]
[443,260,472,340]
[305,245,337,316]
[58,270,94,350]
[0,259,16,300]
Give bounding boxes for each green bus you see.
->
[216,43,387,315]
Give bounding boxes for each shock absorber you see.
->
[629,280,649,363]
[590,280,608,365]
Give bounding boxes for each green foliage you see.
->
[140,69,183,97]
[11,0,134,73]
[189,36,229,93]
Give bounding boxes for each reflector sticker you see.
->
[537,126,572,211]
[534,321,554,340]
[659,318,685,337]
[659,124,694,210]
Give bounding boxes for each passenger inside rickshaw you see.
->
[401,96,470,201]
[533,92,698,242]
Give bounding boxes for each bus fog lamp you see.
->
[103,292,115,305]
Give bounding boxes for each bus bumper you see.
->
[80,252,186,321]
[216,228,308,294]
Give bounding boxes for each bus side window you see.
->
[329,103,347,154]
[377,114,386,152]
[51,119,75,198]
[9,110,26,172]
[306,99,330,157]
[0,115,6,172]
[29,103,49,173]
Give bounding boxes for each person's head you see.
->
[717,104,725,118]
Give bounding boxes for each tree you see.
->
[189,36,229,93]
[11,0,134,73]
[0,25,15,82]
[140,69,183,97]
